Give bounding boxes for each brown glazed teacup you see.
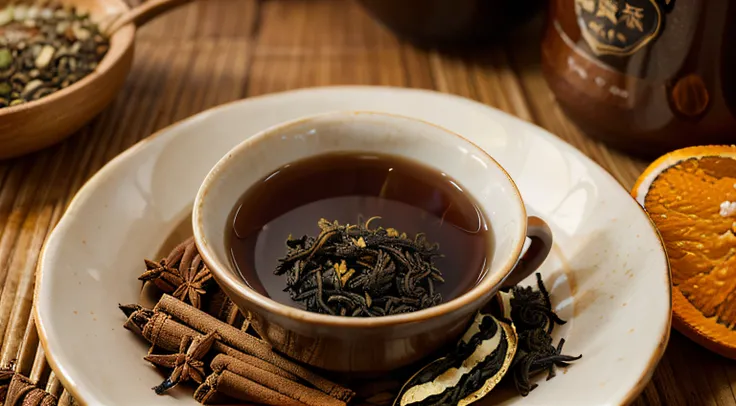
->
[193,111,553,372]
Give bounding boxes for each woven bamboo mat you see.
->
[1,0,735,404]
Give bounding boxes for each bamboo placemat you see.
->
[0,0,734,404]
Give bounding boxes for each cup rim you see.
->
[192,110,528,328]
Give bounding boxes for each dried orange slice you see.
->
[633,145,736,358]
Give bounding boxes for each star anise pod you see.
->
[145,332,219,395]
[138,237,191,293]
[172,251,213,309]
[138,237,213,309]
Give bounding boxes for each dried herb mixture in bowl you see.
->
[0,1,109,108]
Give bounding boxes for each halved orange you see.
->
[633,145,736,358]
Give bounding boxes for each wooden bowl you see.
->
[0,0,188,159]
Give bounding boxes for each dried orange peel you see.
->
[633,145,736,358]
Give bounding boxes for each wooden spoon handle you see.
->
[105,0,194,34]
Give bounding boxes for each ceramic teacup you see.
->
[193,111,553,372]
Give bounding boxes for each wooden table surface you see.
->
[0,0,733,404]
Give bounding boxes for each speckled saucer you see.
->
[35,86,671,406]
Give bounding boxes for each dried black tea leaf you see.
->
[393,313,517,406]
[500,273,582,396]
[275,217,445,317]
[395,273,582,405]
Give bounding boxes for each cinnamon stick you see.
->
[194,370,307,406]
[140,310,298,381]
[124,307,354,403]
[206,290,244,327]
[138,311,258,367]
[0,367,14,400]
[211,354,345,406]
[223,352,299,382]
[4,373,57,406]
[120,304,152,337]
[154,295,273,354]
[153,294,354,401]
[131,311,303,404]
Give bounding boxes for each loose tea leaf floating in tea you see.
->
[393,313,517,406]
[276,217,445,317]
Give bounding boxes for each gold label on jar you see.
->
[575,0,670,56]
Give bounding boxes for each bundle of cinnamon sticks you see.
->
[0,368,58,406]
[123,236,356,404]
[121,294,354,405]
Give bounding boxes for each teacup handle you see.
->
[502,216,553,288]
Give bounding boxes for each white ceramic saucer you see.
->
[35,86,671,406]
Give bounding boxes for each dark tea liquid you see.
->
[227,152,491,308]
